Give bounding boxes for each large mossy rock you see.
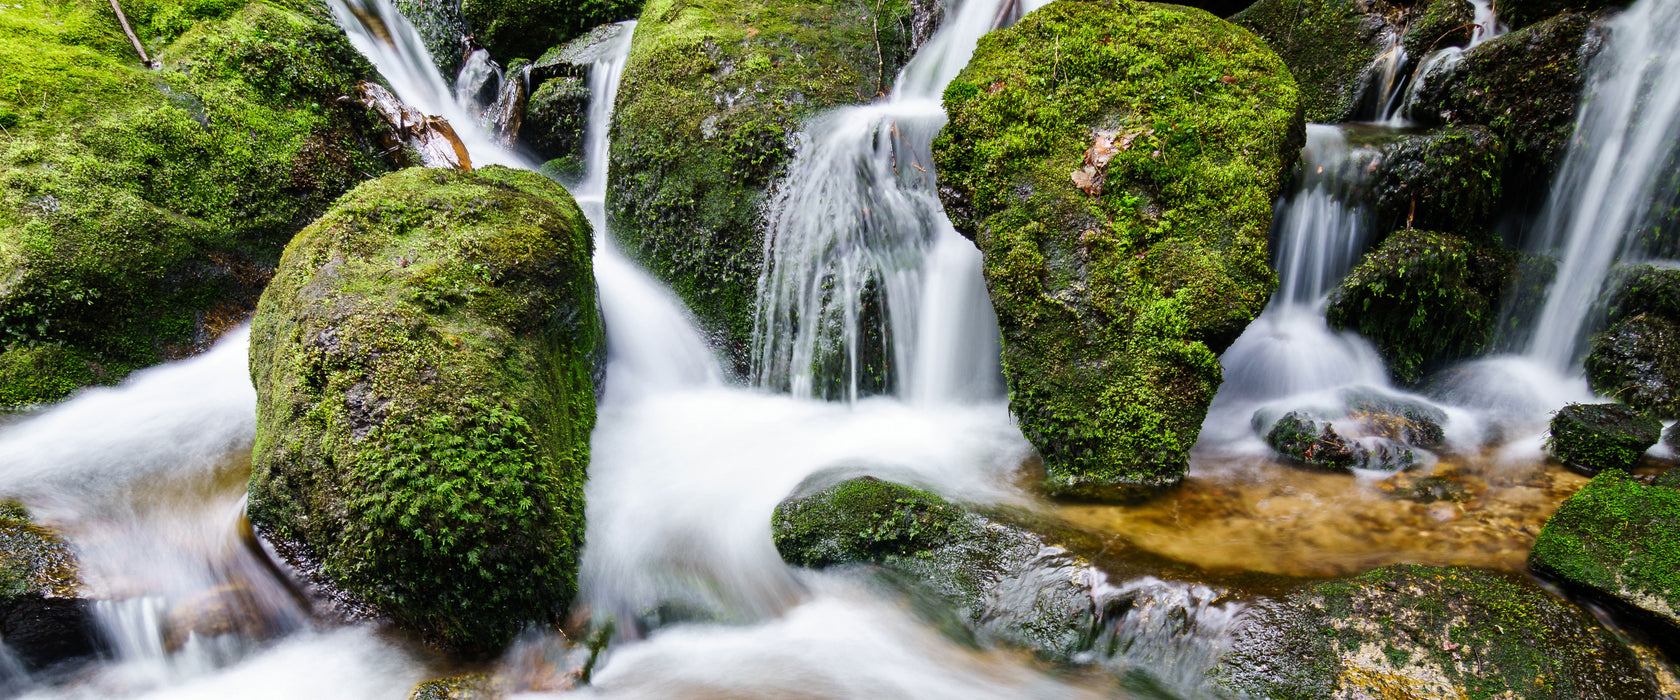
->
[773,476,1142,660]
[1546,403,1661,473]
[461,0,640,62]
[1368,126,1502,238]
[1501,0,1630,29]
[248,167,601,656]
[1213,564,1661,699]
[1585,314,1680,419]
[1408,11,1603,205]
[933,0,1301,498]
[0,0,393,410]
[0,504,104,670]
[520,23,632,180]
[1531,469,1680,633]
[607,0,932,370]
[1326,230,1515,385]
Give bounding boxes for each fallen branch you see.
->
[108,0,157,69]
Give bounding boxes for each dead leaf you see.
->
[1071,166,1102,195]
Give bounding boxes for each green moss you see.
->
[0,343,106,409]
[1264,412,1364,472]
[1501,0,1628,29]
[1546,402,1662,473]
[1605,265,1680,325]
[1369,126,1503,239]
[1409,11,1598,206]
[1584,314,1680,419]
[607,0,925,371]
[1326,231,1514,385]
[0,0,392,404]
[1403,0,1475,58]
[1213,564,1658,699]
[772,476,964,568]
[1531,469,1680,630]
[462,0,642,61]
[933,0,1300,498]
[1233,0,1381,122]
[0,505,80,600]
[523,76,590,167]
[247,167,600,656]
[407,673,492,700]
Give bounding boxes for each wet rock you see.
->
[1368,126,1503,239]
[1502,0,1631,29]
[1605,264,1680,325]
[772,477,1133,659]
[1408,11,1606,206]
[1403,0,1476,59]
[410,674,493,700]
[519,24,633,178]
[1531,470,1680,636]
[356,82,474,170]
[0,0,394,408]
[0,506,103,670]
[460,0,641,61]
[160,585,282,653]
[1213,564,1662,699]
[1667,422,1680,453]
[933,0,1302,498]
[1341,387,1448,450]
[1264,412,1370,473]
[1232,0,1386,122]
[1326,230,1515,385]
[1585,314,1680,419]
[609,0,935,372]
[248,168,602,656]
[391,0,471,78]
[1546,403,1662,473]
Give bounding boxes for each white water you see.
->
[750,0,1038,402]
[1525,0,1680,371]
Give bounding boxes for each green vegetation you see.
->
[0,0,392,409]
[1369,127,1503,239]
[1501,0,1629,29]
[1545,402,1662,473]
[1585,314,1680,418]
[0,504,79,600]
[933,0,1300,498]
[1403,0,1475,59]
[1326,231,1514,385]
[247,167,600,656]
[772,476,964,568]
[1232,0,1381,122]
[607,0,928,371]
[462,0,641,62]
[1531,469,1680,629]
[1213,564,1658,698]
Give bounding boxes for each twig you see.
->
[108,0,156,68]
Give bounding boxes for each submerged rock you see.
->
[1585,314,1680,419]
[409,674,493,700]
[1326,231,1515,385]
[1256,388,1447,472]
[1368,126,1503,238]
[1408,11,1605,206]
[248,167,601,656]
[1212,564,1661,698]
[1531,469,1680,633]
[0,505,103,670]
[934,0,1301,498]
[0,0,395,409]
[608,0,937,371]
[1546,403,1662,473]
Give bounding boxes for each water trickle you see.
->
[1524,0,1680,371]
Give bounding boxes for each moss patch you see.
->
[1531,469,1680,631]
[247,167,600,657]
[1585,314,1680,419]
[0,0,392,406]
[1233,0,1385,122]
[1369,126,1503,239]
[462,0,642,62]
[607,0,927,371]
[1213,564,1658,699]
[933,0,1301,498]
[1546,402,1662,473]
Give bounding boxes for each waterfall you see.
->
[1524,0,1680,371]
[750,0,1044,403]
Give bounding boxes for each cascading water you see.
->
[1524,0,1680,370]
[750,0,1034,403]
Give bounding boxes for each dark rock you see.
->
[1502,0,1631,29]
[1547,402,1662,473]
[393,0,472,79]
[461,0,641,61]
[1585,314,1680,419]
[1213,564,1662,698]
[1408,11,1606,208]
[1605,264,1680,326]
[409,674,493,700]
[1326,231,1515,385]
[932,0,1302,498]
[1264,412,1370,473]
[1403,0,1476,58]
[248,168,601,656]
[1341,387,1449,450]
[1368,126,1503,239]
[523,77,591,179]
[1531,469,1680,633]
[0,507,103,671]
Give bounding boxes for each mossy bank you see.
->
[0,0,394,409]
[933,0,1301,498]
[247,167,601,656]
[607,0,935,371]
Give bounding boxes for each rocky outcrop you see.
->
[247,167,601,656]
[1586,266,1680,418]
[1501,0,1631,29]
[933,0,1301,498]
[607,0,935,370]
[1213,564,1663,698]
[1531,470,1680,635]
[1368,127,1503,238]
[519,23,632,182]
[461,0,641,62]
[1326,231,1515,385]
[1546,403,1661,473]
[0,505,103,670]
[0,0,395,409]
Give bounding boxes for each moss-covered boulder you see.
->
[933,0,1300,498]
[520,23,630,182]
[1403,0,1475,59]
[461,0,640,62]
[1605,265,1680,325]
[1212,564,1661,699]
[0,0,394,409]
[1326,231,1515,385]
[1263,412,1371,473]
[1502,0,1629,29]
[1531,469,1680,634]
[1408,11,1604,205]
[1585,314,1680,419]
[1546,403,1662,473]
[607,0,933,370]
[772,476,1135,659]
[1369,127,1503,238]
[392,0,471,78]
[0,504,103,670]
[247,167,601,656]
[1255,388,1447,471]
